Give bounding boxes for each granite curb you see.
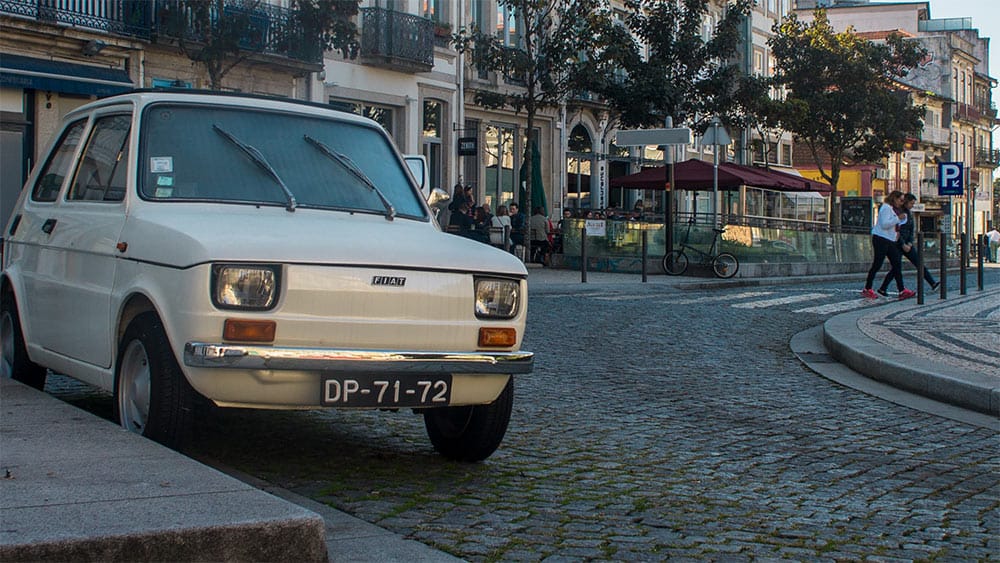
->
[822,301,1000,416]
[0,377,328,562]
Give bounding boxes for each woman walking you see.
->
[862,190,915,300]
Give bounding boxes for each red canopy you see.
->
[609,159,832,193]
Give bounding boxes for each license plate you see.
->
[320,374,452,407]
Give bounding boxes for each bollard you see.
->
[939,232,947,299]
[641,230,648,283]
[978,234,984,291]
[581,226,587,283]
[960,232,967,295]
[917,232,924,305]
[504,225,511,252]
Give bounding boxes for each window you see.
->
[753,49,765,76]
[329,99,395,140]
[497,4,520,47]
[422,99,444,192]
[32,120,86,202]
[422,0,442,23]
[780,143,792,166]
[767,141,779,164]
[68,115,131,202]
[485,124,516,208]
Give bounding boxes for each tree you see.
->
[159,0,360,90]
[725,75,790,167]
[768,9,926,191]
[595,0,755,130]
[454,0,619,260]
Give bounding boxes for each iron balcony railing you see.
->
[359,7,433,73]
[974,148,1000,169]
[0,0,152,38]
[0,0,322,64]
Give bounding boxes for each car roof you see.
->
[63,89,376,128]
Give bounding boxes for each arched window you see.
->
[566,124,593,209]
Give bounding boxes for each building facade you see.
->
[794,1,997,235]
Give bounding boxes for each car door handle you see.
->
[41,218,57,234]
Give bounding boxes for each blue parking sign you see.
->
[938,162,963,196]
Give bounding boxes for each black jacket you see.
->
[898,209,915,245]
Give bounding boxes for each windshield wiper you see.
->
[213,124,297,212]
[303,135,396,221]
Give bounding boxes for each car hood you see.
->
[120,204,527,276]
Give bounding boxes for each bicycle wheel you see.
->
[662,250,688,275]
[712,253,739,279]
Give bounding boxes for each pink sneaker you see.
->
[861,288,878,299]
[898,289,916,300]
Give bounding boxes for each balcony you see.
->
[919,125,950,146]
[0,0,152,39]
[359,7,433,73]
[0,0,323,65]
[974,148,1000,169]
[953,102,983,123]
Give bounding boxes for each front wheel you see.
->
[662,250,688,276]
[423,378,513,462]
[114,313,195,449]
[1,291,47,390]
[712,253,739,279]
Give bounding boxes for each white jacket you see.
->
[871,203,905,242]
[491,215,511,245]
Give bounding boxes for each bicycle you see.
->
[662,221,739,279]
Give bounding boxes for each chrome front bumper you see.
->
[184,343,534,374]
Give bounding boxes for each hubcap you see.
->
[1,311,13,378]
[118,340,151,434]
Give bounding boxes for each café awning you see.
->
[610,159,832,193]
[0,54,134,97]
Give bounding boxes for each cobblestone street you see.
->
[49,277,999,561]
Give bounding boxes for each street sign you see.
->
[938,161,963,196]
[911,203,926,212]
[616,128,692,147]
[702,124,731,146]
[903,150,924,164]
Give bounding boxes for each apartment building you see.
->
[794,1,997,234]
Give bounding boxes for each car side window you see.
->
[31,120,87,202]
[67,114,132,202]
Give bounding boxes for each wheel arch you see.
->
[116,292,159,354]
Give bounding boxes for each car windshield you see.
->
[139,103,426,219]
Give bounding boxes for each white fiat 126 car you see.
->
[1,91,532,461]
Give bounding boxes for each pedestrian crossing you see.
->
[546,288,898,316]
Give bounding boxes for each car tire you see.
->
[114,312,194,449]
[423,378,513,462]
[1,291,47,390]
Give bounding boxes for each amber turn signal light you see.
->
[478,327,517,348]
[223,319,276,342]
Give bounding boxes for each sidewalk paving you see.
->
[1,266,995,561]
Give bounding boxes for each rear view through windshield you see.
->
[140,104,426,219]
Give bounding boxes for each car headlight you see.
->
[211,264,280,310]
[475,277,520,319]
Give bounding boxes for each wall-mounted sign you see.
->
[457,137,477,156]
[938,161,963,197]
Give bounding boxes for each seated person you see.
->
[448,201,474,236]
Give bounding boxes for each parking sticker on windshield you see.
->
[155,187,173,198]
[157,176,174,186]
[150,156,173,173]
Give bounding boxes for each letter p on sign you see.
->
[938,162,963,196]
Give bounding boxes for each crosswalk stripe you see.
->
[663,291,775,305]
[732,293,830,309]
[794,299,879,314]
